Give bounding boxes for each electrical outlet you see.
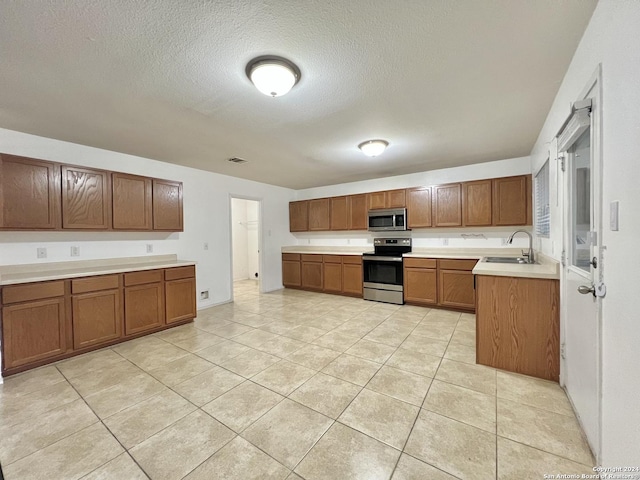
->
[146,244,153,253]
[200,290,209,300]
[441,238,449,246]
[203,242,209,250]
[37,247,47,259]
[70,246,80,257]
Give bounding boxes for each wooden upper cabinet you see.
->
[367,191,387,210]
[62,165,111,229]
[368,189,406,210]
[407,187,432,228]
[153,179,183,231]
[492,175,529,226]
[463,179,492,226]
[330,196,348,231]
[112,173,152,230]
[308,198,330,231]
[0,154,61,229]
[348,194,367,230]
[289,200,309,232]
[387,189,406,208]
[433,183,462,227]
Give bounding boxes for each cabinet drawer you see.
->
[301,254,323,263]
[164,265,195,281]
[72,275,120,294]
[282,253,301,262]
[323,255,342,264]
[438,259,478,271]
[2,280,65,304]
[124,269,163,286]
[403,257,437,269]
[342,255,362,265]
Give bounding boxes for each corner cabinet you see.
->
[0,154,62,230]
[153,179,184,231]
[492,175,530,226]
[0,265,196,377]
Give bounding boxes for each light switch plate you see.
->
[610,201,619,231]
[146,244,153,253]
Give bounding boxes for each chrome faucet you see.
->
[507,230,535,264]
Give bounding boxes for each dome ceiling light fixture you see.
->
[245,56,301,97]
[358,139,389,157]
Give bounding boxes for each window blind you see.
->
[535,160,550,237]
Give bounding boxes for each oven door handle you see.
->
[363,256,403,262]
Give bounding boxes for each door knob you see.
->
[577,285,595,295]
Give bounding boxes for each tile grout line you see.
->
[54,363,153,480]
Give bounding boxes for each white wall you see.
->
[295,156,533,249]
[0,128,297,305]
[231,198,259,281]
[529,0,640,465]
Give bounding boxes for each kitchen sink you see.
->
[483,256,529,264]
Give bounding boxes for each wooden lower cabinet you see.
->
[476,275,560,381]
[342,258,363,296]
[404,267,438,305]
[72,289,122,349]
[2,298,67,369]
[124,283,165,335]
[166,278,197,324]
[323,259,342,293]
[283,254,363,297]
[438,270,474,310]
[1,265,197,377]
[282,253,301,287]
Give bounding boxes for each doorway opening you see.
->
[230,197,262,300]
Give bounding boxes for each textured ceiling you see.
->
[0,0,597,189]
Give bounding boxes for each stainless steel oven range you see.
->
[362,238,411,305]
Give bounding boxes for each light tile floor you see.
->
[0,279,595,480]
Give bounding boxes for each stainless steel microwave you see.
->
[367,208,408,231]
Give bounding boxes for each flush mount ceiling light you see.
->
[246,56,301,97]
[358,140,389,157]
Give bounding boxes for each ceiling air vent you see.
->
[228,157,248,164]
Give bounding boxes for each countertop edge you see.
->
[0,260,197,286]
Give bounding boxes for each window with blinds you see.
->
[535,160,550,237]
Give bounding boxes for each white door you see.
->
[561,70,602,460]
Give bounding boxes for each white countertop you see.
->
[472,252,559,280]
[0,255,196,286]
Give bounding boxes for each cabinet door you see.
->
[323,261,342,293]
[166,278,197,324]
[342,261,363,296]
[124,283,164,335]
[463,180,492,226]
[282,260,301,287]
[433,183,462,227]
[492,176,528,226]
[386,189,406,208]
[407,187,432,228]
[308,198,330,231]
[348,194,367,230]
[367,192,386,210]
[301,261,323,291]
[72,289,122,349]
[0,154,61,229]
[289,201,309,232]
[438,269,475,310]
[330,196,348,231]
[403,268,437,305]
[62,165,111,229]
[112,173,152,230]
[153,179,183,231]
[2,298,66,369]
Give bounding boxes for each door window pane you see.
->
[570,129,591,272]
